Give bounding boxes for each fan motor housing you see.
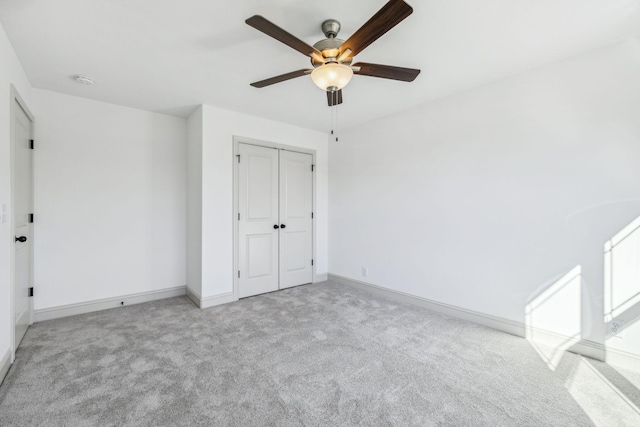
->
[311,19,352,67]
[312,38,349,67]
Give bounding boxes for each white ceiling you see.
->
[1,0,639,132]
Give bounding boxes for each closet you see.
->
[237,142,313,298]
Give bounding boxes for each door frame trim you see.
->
[9,85,35,362]
[232,136,317,302]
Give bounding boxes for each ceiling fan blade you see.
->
[250,69,312,88]
[327,89,344,107]
[339,0,413,58]
[246,15,323,59]
[353,62,420,82]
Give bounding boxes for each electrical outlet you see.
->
[607,318,625,338]
[361,267,368,277]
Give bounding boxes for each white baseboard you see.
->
[186,287,201,307]
[200,292,234,309]
[606,347,640,372]
[185,288,233,309]
[329,274,606,362]
[315,273,328,283]
[1,348,11,386]
[34,286,187,322]
[329,274,525,336]
[571,339,606,362]
[525,326,605,361]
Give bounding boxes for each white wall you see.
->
[0,22,32,362]
[329,39,640,345]
[186,107,203,298]
[192,104,328,299]
[32,89,187,310]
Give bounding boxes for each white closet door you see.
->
[279,150,313,289]
[238,144,279,298]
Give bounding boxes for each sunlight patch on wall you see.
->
[605,215,640,320]
[604,215,640,373]
[525,266,582,370]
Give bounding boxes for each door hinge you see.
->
[29,139,34,149]
[311,212,314,219]
[238,270,240,278]
[237,154,240,163]
[311,164,315,172]
[238,213,240,220]
[28,287,34,297]
[311,259,314,266]
[29,213,34,223]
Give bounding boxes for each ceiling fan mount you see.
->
[321,19,341,39]
[246,0,421,107]
[311,20,351,67]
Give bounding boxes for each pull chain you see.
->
[330,102,340,142]
[335,103,339,142]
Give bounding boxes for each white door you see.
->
[279,150,313,289]
[13,98,34,349]
[238,144,280,298]
[237,143,314,298]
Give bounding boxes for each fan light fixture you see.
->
[310,63,353,91]
[246,0,421,106]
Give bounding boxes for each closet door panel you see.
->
[238,144,279,298]
[279,150,313,289]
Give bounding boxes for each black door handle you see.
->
[273,224,279,229]
[15,236,27,242]
[280,224,286,229]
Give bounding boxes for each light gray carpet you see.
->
[1,282,638,426]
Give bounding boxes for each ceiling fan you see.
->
[246,0,420,107]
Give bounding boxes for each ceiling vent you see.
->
[74,75,94,85]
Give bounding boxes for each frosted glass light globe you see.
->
[310,63,353,91]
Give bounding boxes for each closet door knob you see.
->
[280,224,286,229]
[273,224,280,229]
